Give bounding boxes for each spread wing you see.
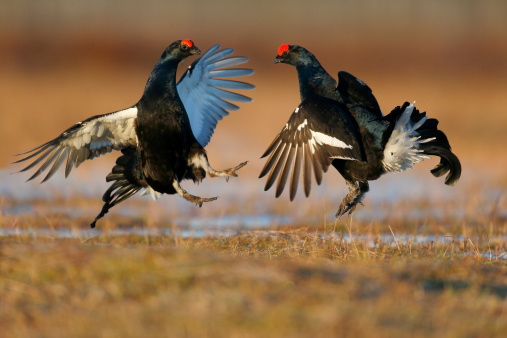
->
[337,71,383,118]
[177,44,255,147]
[14,107,138,182]
[259,97,365,201]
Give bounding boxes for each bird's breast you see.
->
[135,106,195,184]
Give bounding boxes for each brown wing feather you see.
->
[276,143,295,198]
[259,97,365,200]
[14,107,138,182]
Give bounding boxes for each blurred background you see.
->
[1,0,506,224]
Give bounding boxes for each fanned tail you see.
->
[383,102,461,186]
[91,147,148,228]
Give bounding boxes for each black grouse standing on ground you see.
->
[260,44,461,217]
[15,40,255,227]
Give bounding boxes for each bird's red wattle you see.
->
[181,39,194,48]
[278,44,290,56]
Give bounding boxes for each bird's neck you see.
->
[296,63,337,101]
[142,59,180,103]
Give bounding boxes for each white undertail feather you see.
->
[382,102,435,173]
[140,187,161,200]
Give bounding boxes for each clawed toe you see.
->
[196,196,218,207]
[235,161,248,170]
[181,190,217,207]
[335,195,362,218]
[336,201,357,218]
[223,161,248,182]
[172,179,218,207]
[189,195,218,207]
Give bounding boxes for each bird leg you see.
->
[336,181,369,217]
[190,154,248,182]
[172,179,217,207]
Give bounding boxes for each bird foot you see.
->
[336,197,359,218]
[209,161,248,182]
[335,182,368,218]
[172,179,218,207]
[186,194,218,207]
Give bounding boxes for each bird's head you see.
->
[274,44,315,67]
[161,39,201,62]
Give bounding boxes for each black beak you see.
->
[190,46,201,55]
[273,55,282,64]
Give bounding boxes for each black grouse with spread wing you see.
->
[260,44,461,217]
[15,40,254,227]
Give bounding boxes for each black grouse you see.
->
[260,44,461,217]
[15,40,255,227]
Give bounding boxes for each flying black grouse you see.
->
[15,40,255,227]
[260,44,461,217]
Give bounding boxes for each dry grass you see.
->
[0,231,506,338]
[1,189,506,337]
[1,173,506,338]
[1,185,505,337]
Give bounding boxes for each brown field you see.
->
[1,1,506,337]
[0,233,506,338]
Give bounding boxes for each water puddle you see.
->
[0,226,235,239]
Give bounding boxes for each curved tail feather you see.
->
[383,102,461,186]
[407,106,461,186]
[90,147,147,228]
[419,145,461,186]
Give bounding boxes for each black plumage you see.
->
[15,40,254,227]
[260,96,366,200]
[260,44,461,217]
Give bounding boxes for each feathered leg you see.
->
[172,179,217,207]
[336,181,369,217]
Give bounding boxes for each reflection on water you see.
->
[0,226,234,239]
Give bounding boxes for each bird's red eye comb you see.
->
[278,44,290,56]
[181,39,194,48]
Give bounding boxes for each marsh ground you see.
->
[1,229,506,337]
